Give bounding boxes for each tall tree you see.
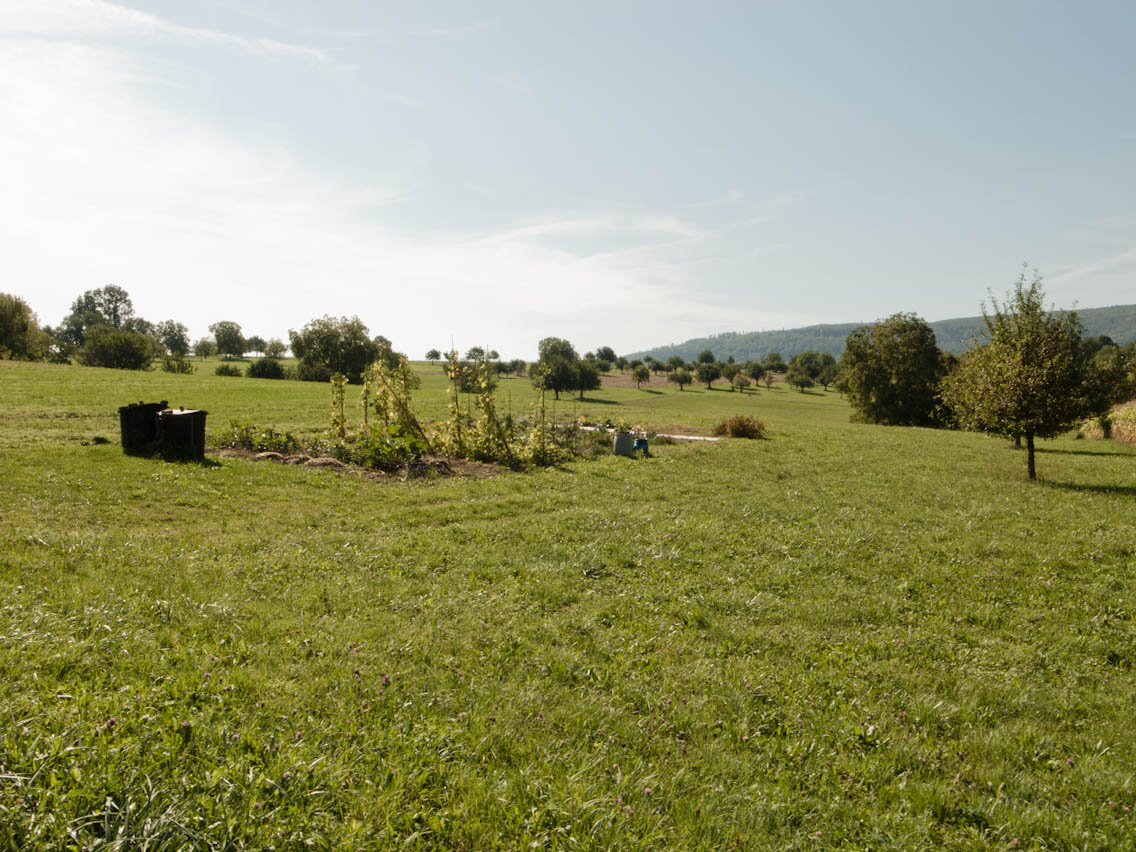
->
[288,315,383,383]
[209,321,245,359]
[155,320,190,356]
[942,270,1115,480]
[0,294,48,361]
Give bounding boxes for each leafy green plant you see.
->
[214,363,241,377]
[214,419,297,452]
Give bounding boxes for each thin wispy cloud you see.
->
[0,0,330,63]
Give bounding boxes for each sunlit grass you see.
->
[1,360,1134,849]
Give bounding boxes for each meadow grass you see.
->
[1,360,1135,850]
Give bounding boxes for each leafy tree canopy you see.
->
[0,293,48,361]
[209,321,245,359]
[289,315,387,384]
[942,270,1120,479]
[840,313,947,426]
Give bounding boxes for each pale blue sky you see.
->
[2,1,1133,357]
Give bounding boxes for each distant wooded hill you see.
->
[627,304,1136,363]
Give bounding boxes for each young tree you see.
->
[425,348,442,361]
[942,270,1114,480]
[697,349,716,364]
[0,294,48,360]
[763,352,787,374]
[632,363,651,388]
[745,360,766,384]
[732,372,752,392]
[245,335,267,356]
[666,355,685,373]
[193,337,216,358]
[840,313,946,425]
[595,345,617,363]
[531,337,581,400]
[575,360,602,399]
[786,364,815,392]
[264,338,288,358]
[209,321,245,360]
[615,356,629,373]
[667,368,692,391]
[696,361,721,389]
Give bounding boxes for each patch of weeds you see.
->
[214,419,298,453]
[712,415,767,439]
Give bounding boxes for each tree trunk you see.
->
[1026,432,1036,480]
[1014,433,1021,449]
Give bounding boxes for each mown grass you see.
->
[1,360,1135,850]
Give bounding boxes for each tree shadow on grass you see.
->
[574,396,619,405]
[637,389,663,395]
[1040,480,1136,498]
[1037,446,1136,458]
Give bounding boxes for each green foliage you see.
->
[264,338,288,358]
[667,368,692,390]
[632,363,651,388]
[60,285,135,346]
[245,335,267,355]
[695,361,720,388]
[330,372,347,438]
[247,358,286,380]
[532,337,583,400]
[841,313,946,425]
[79,325,153,370]
[711,414,767,438]
[209,320,245,359]
[215,419,298,452]
[732,372,751,392]
[289,315,387,384]
[425,348,442,361]
[0,293,48,361]
[942,270,1111,479]
[785,364,815,392]
[214,363,242,377]
[697,349,715,364]
[161,354,196,374]
[155,319,190,356]
[193,337,216,358]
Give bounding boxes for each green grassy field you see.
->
[2,361,1135,850]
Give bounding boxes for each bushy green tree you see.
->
[697,349,716,364]
[574,360,602,399]
[696,362,721,389]
[193,337,216,358]
[289,315,385,384]
[531,337,582,400]
[79,326,153,370]
[0,293,48,360]
[786,364,814,391]
[60,285,135,347]
[245,335,267,356]
[632,363,651,388]
[247,358,286,379]
[155,320,190,356]
[425,348,441,361]
[264,338,287,358]
[209,321,244,359]
[667,368,692,390]
[942,270,1117,480]
[840,313,946,426]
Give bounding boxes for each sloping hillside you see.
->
[628,303,1136,362]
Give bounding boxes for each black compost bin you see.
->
[118,400,167,455]
[157,408,208,461]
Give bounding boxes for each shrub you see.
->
[712,415,767,439]
[246,358,285,379]
[79,326,153,370]
[161,355,195,374]
[215,364,242,377]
